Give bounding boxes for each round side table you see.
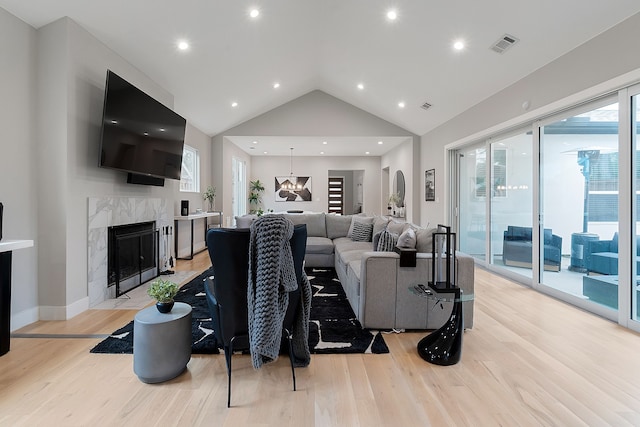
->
[133,302,192,383]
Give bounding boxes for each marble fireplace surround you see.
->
[88,197,172,307]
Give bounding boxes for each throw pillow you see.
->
[376,229,398,252]
[372,229,383,250]
[347,215,374,238]
[397,227,416,248]
[351,221,373,242]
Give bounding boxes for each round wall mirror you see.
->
[393,170,405,207]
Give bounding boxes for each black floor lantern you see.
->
[417,225,464,365]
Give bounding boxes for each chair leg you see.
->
[225,342,234,408]
[284,328,296,391]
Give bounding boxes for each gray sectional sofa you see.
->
[237,212,475,330]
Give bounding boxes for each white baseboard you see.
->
[10,307,39,332]
[39,297,90,321]
[67,296,89,319]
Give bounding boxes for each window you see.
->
[180,145,200,192]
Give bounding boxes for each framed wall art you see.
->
[425,169,435,201]
[275,176,312,202]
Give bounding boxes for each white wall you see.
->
[212,90,418,221]
[0,8,38,327]
[381,138,416,223]
[252,156,381,215]
[174,123,214,257]
[2,13,212,326]
[420,12,640,227]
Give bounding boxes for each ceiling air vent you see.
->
[421,102,432,111]
[490,34,519,54]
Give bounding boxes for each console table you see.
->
[1,239,34,356]
[174,212,222,260]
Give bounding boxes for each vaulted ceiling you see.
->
[3,1,640,153]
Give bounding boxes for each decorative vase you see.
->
[208,198,215,212]
[156,301,174,313]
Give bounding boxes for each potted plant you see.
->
[147,278,179,313]
[203,185,216,212]
[249,179,265,215]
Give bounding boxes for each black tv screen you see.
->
[99,70,186,181]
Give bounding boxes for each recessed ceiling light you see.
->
[177,40,189,51]
[249,146,255,150]
[320,151,325,155]
[322,141,328,145]
[453,40,465,50]
[273,82,280,89]
[231,102,238,108]
[365,151,370,155]
[111,120,117,124]
[378,141,383,145]
[250,9,260,18]
[357,83,364,90]
[386,10,397,20]
[398,101,405,108]
[143,132,149,136]
[263,151,268,154]
[252,140,258,144]
[159,128,165,132]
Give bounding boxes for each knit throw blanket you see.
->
[248,215,311,369]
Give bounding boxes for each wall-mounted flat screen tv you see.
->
[99,70,186,181]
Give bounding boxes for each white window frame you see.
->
[180,144,200,193]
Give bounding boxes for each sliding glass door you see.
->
[489,132,533,280]
[457,142,487,261]
[454,85,640,330]
[538,101,620,308]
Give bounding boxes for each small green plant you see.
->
[203,185,216,211]
[249,179,266,215]
[147,278,179,303]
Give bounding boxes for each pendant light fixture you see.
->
[281,147,302,190]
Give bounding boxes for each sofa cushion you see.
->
[415,227,437,253]
[386,221,408,236]
[339,248,370,267]
[351,221,373,242]
[235,214,258,228]
[372,215,390,237]
[334,237,373,254]
[347,215,374,238]
[326,214,352,239]
[285,212,326,237]
[348,259,362,283]
[306,236,334,255]
[397,227,416,248]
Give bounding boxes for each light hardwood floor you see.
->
[2,251,640,426]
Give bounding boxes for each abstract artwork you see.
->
[425,169,435,201]
[275,176,312,202]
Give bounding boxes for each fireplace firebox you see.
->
[108,221,158,296]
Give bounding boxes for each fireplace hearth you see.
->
[108,221,158,296]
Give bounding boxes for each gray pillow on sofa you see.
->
[351,221,373,242]
[347,215,374,238]
[397,227,416,248]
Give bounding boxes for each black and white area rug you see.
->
[90,267,389,355]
